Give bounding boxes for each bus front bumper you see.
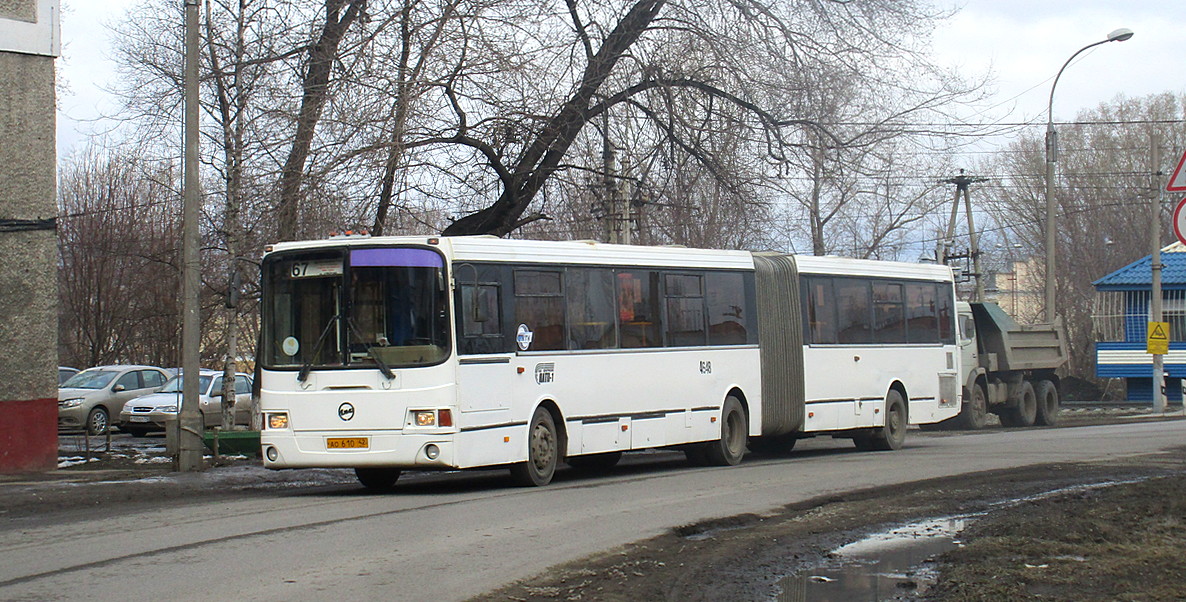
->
[260,431,457,470]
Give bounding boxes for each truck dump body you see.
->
[969,302,1067,373]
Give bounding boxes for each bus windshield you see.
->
[263,247,450,370]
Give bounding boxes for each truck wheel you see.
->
[954,383,989,430]
[859,389,907,451]
[1001,381,1037,427]
[1034,380,1060,426]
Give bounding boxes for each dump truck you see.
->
[940,301,1069,429]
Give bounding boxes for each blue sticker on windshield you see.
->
[350,248,443,268]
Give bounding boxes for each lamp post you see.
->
[1044,27,1133,323]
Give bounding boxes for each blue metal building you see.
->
[1093,248,1186,402]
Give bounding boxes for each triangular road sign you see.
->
[1151,322,1168,341]
[1168,149,1186,192]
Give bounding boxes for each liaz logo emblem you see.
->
[338,402,355,421]
[516,324,534,351]
[535,363,555,384]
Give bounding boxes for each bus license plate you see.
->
[326,437,369,450]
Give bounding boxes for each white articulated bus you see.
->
[258,236,960,490]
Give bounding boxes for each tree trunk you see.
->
[442,0,665,237]
[276,0,366,241]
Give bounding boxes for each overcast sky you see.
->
[55,0,1186,158]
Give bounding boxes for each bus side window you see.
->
[872,282,905,343]
[617,270,661,348]
[456,264,505,355]
[835,278,873,344]
[664,273,706,347]
[514,270,565,351]
[936,283,956,344]
[567,268,617,349]
[904,282,939,343]
[804,277,837,344]
[706,271,747,345]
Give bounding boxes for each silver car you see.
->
[58,365,171,435]
[119,370,253,436]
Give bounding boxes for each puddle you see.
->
[774,479,1150,601]
[775,516,970,602]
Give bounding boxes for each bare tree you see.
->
[980,92,1186,379]
[419,0,979,240]
[57,147,218,369]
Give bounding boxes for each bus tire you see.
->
[704,396,747,466]
[355,467,401,492]
[953,383,989,430]
[510,407,559,486]
[567,451,622,472]
[861,389,907,451]
[1001,381,1037,427]
[1034,379,1060,426]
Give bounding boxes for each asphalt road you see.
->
[1,420,1183,601]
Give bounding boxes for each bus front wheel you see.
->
[511,407,559,486]
[355,467,401,492]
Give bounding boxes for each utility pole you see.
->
[1150,132,1165,413]
[941,171,989,301]
[178,0,205,471]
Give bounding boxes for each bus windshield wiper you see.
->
[298,314,340,383]
[346,317,395,380]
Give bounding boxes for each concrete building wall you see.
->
[0,48,58,472]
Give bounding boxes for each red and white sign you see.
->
[1174,198,1186,245]
[1168,149,1186,192]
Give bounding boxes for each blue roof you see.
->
[1094,252,1186,290]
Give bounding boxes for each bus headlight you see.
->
[414,410,436,427]
[267,413,289,430]
[265,446,278,462]
[425,444,440,460]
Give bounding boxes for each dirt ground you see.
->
[6,409,1185,601]
[485,451,1186,601]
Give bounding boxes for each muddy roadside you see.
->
[485,450,1186,601]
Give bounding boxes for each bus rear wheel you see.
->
[704,396,747,466]
[511,407,559,486]
[858,389,907,451]
[355,467,401,492]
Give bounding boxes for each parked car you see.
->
[58,366,80,385]
[119,369,253,436]
[58,365,171,435]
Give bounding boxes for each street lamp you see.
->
[1044,27,1133,323]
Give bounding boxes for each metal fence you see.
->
[1094,290,1186,342]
